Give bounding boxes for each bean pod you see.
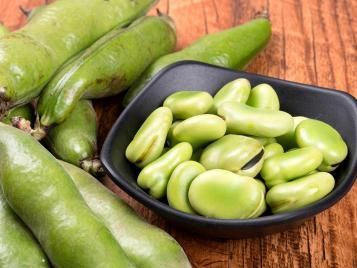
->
[62,161,192,268]
[0,0,157,115]
[0,123,134,267]
[123,16,272,105]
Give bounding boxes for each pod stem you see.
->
[80,158,105,178]
[255,10,270,20]
[11,115,48,140]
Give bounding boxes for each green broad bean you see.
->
[218,102,293,137]
[126,107,173,168]
[296,119,348,167]
[167,161,205,214]
[263,143,284,159]
[253,136,277,146]
[260,147,323,188]
[164,91,213,119]
[171,114,226,149]
[138,142,193,199]
[188,169,266,219]
[236,154,264,178]
[246,83,280,110]
[200,135,263,174]
[212,78,251,112]
[266,172,335,213]
[276,116,307,149]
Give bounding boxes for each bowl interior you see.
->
[101,61,357,231]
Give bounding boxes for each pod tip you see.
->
[80,158,105,178]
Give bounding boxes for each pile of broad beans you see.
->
[0,0,275,267]
[126,78,347,219]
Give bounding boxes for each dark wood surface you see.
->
[1,0,356,267]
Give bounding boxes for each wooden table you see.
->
[1,0,356,267]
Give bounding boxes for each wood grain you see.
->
[0,0,356,267]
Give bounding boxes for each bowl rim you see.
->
[101,60,357,227]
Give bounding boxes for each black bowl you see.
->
[101,61,357,238]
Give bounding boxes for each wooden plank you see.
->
[0,0,356,267]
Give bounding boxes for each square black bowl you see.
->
[101,61,357,238]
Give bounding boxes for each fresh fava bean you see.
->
[167,161,205,214]
[263,143,284,159]
[171,114,226,149]
[318,163,339,172]
[126,107,173,168]
[164,91,213,119]
[123,16,272,105]
[247,83,280,111]
[212,78,251,112]
[0,189,50,268]
[236,153,264,178]
[0,123,134,267]
[138,142,193,199]
[249,179,267,218]
[188,169,266,219]
[218,102,293,137]
[296,119,348,168]
[45,100,103,176]
[276,116,308,150]
[266,172,335,213]
[200,135,263,175]
[61,161,192,268]
[201,135,264,174]
[38,15,176,128]
[0,0,157,115]
[260,147,323,188]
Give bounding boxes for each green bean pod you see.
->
[188,169,266,219]
[0,189,50,268]
[126,107,173,168]
[0,0,157,115]
[163,91,213,119]
[266,172,335,213]
[200,135,264,176]
[295,119,348,167]
[212,78,251,112]
[167,161,205,214]
[171,114,226,149]
[0,123,134,267]
[246,83,280,110]
[218,102,293,137]
[38,15,176,127]
[138,142,193,199]
[61,161,192,268]
[263,142,284,159]
[123,16,272,105]
[45,100,103,176]
[260,147,323,188]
